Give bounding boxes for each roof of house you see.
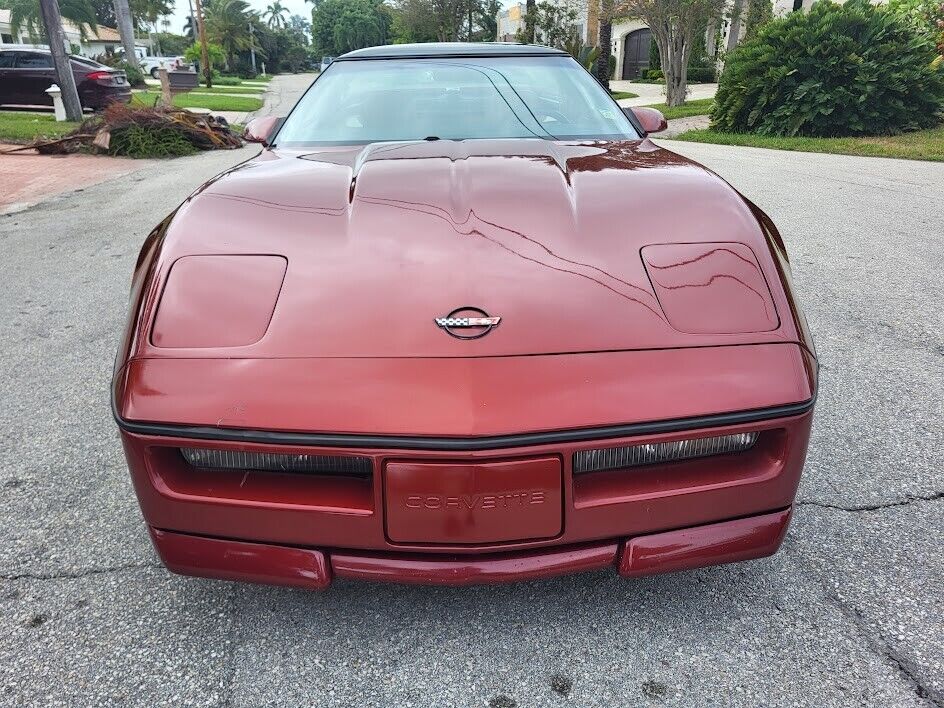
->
[337,43,569,61]
[80,24,122,42]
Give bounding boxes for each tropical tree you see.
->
[264,0,287,28]
[87,0,171,29]
[184,39,224,69]
[204,0,253,67]
[1,0,98,40]
[287,12,310,35]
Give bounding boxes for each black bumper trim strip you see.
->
[112,397,815,451]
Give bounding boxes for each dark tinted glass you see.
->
[0,52,14,69]
[277,56,640,145]
[16,53,53,68]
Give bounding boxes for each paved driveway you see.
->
[610,80,718,107]
[0,108,941,705]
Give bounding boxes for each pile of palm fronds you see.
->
[16,104,242,158]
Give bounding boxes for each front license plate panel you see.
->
[384,457,563,544]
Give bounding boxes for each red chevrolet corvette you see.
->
[113,43,817,589]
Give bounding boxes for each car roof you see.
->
[0,45,51,52]
[336,43,569,61]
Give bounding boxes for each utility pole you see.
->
[248,22,257,74]
[192,0,212,88]
[112,0,138,64]
[37,0,83,120]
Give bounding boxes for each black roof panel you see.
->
[336,43,569,61]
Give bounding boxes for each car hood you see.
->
[149,139,796,358]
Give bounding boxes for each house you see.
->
[76,24,147,58]
[497,3,527,42]
[0,11,150,59]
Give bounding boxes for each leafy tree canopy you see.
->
[311,0,388,56]
[517,0,581,48]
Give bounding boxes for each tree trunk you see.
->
[525,0,535,43]
[586,0,599,49]
[112,0,137,64]
[705,14,717,57]
[192,0,212,88]
[726,0,745,53]
[595,19,612,87]
[37,0,83,120]
[664,31,690,107]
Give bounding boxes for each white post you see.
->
[45,84,67,121]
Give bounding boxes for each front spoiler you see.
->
[150,507,792,588]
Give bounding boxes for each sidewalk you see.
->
[0,144,154,214]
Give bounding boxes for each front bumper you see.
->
[150,507,793,588]
[120,404,812,588]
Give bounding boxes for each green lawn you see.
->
[670,125,944,162]
[0,111,80,143]
[132,91,263,112]
[610,91,639,100]
[642,98,714,120]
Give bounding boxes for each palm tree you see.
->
[4,0,98,41]
[203,0,253,68]
[263,0,287,29]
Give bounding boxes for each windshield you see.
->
[275,56,640,145]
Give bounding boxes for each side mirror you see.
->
[242,116,283,146]
[624,106,668,134]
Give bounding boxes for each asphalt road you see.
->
[0,75,942,707]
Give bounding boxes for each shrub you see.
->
[93,53,145,87]
[109,124,199,158]
[712,0,944,136]
[119,61,145,87]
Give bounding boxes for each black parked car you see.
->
[0,47,132,111]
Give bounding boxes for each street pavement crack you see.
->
[823,588,943,707]
[797,491,944,512]
[0,560,163,582]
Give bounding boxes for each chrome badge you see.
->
[435,307,501,339]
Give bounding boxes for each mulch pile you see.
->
[3,103,242,156]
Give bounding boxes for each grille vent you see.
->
[180,448,372,477]
[573,432,759,474]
